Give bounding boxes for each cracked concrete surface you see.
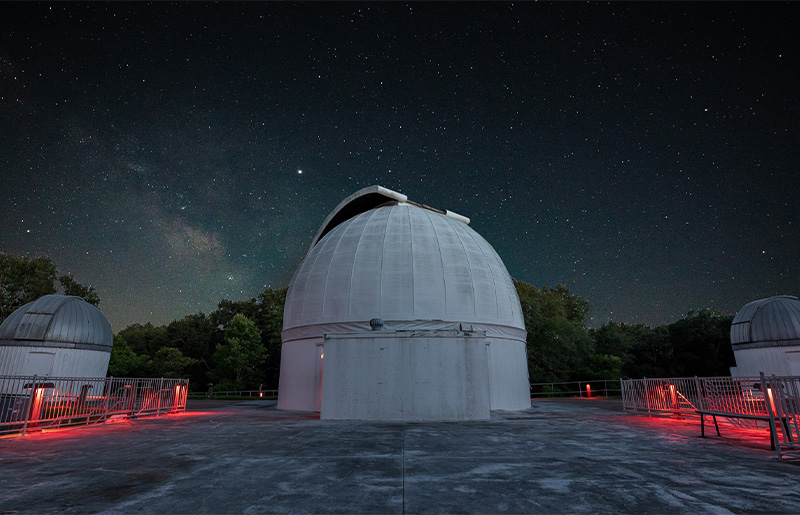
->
[1,398,799,513]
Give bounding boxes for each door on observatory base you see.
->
[24,351,55,377]
[315,344,324,412]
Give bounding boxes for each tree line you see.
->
[110,290,285,392]
[515,280,736,383]
[0,253,100,318]
[1,253,736,390]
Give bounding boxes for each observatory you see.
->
[0,295,113,393]
[729,295,800,377]
[278,186,530,420]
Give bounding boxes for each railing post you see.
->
[156,377,164,417]
[761,372,782,459]
[103,376,112,424]
[693,376,703,411]
[129,379,138,419]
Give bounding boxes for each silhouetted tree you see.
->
[1,253,58,321]
[0,253,100,322]
[667,309,735,377]
[166,313,221,386]
[150,347,196,378]
[107,334,150,377]
[58,274,100,306]
[515,280,594,383]
[213,314,264,390]
[117,323,169,356]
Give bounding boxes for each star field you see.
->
[1,2,797,331]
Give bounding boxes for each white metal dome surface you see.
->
[730,295,800,349]
[0,295,113,352]
[282,202,525,344]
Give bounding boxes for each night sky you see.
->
[2,2,797,332]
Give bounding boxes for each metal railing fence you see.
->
[760,374,800,459]
[203,382,623,399]
[622,375,800,460]
[530,379,622,398]
[621,376,769,418]
[1,375,189,437]
[621,377,708,416]
[199,388,278,399]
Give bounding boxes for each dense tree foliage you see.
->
[587,310,735,379]
[108,333,196,379]
[515,281,599,383]
[107,335,150,377]
[58,273,100,306]
[213,314,264,391]
[515,280,737,382]
[0,253,99,322]
[113,288,287,390]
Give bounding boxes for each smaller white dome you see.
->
[0,295,113,352]
[730,295,800,348]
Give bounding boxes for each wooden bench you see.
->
[696,409,793,451]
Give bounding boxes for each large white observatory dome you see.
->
[283,202,525,343]
[278,186,530,420]
[0,295,113,387]
[729,295,800,377]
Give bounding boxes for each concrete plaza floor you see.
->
[1,398,799,513]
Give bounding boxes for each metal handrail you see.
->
[0,375,189,437]
[621,375,800,460]
[200,389,278,399]
[530,379,622,398]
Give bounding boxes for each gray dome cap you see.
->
[730,295,800,349]
[0,294,113,352]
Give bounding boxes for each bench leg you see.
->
[700,414,721,438]
[782,419,793,443]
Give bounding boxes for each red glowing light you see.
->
[766,387,778,416]
[172,384,188,411]
[259,392,263,398]
[29,387,46,425]
[585,384,592,398]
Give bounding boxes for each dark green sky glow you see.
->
[2,2,797,331]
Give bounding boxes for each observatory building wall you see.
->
[276,338,323,412]
[321,331,490,421]
[730,347,800,377]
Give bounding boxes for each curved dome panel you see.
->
[0,294,113,352]
[283,203,524,340]
[730,295,800,347]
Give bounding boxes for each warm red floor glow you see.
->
[1,409,211,439]
[622,412,775,450]
[177,410,233,417]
